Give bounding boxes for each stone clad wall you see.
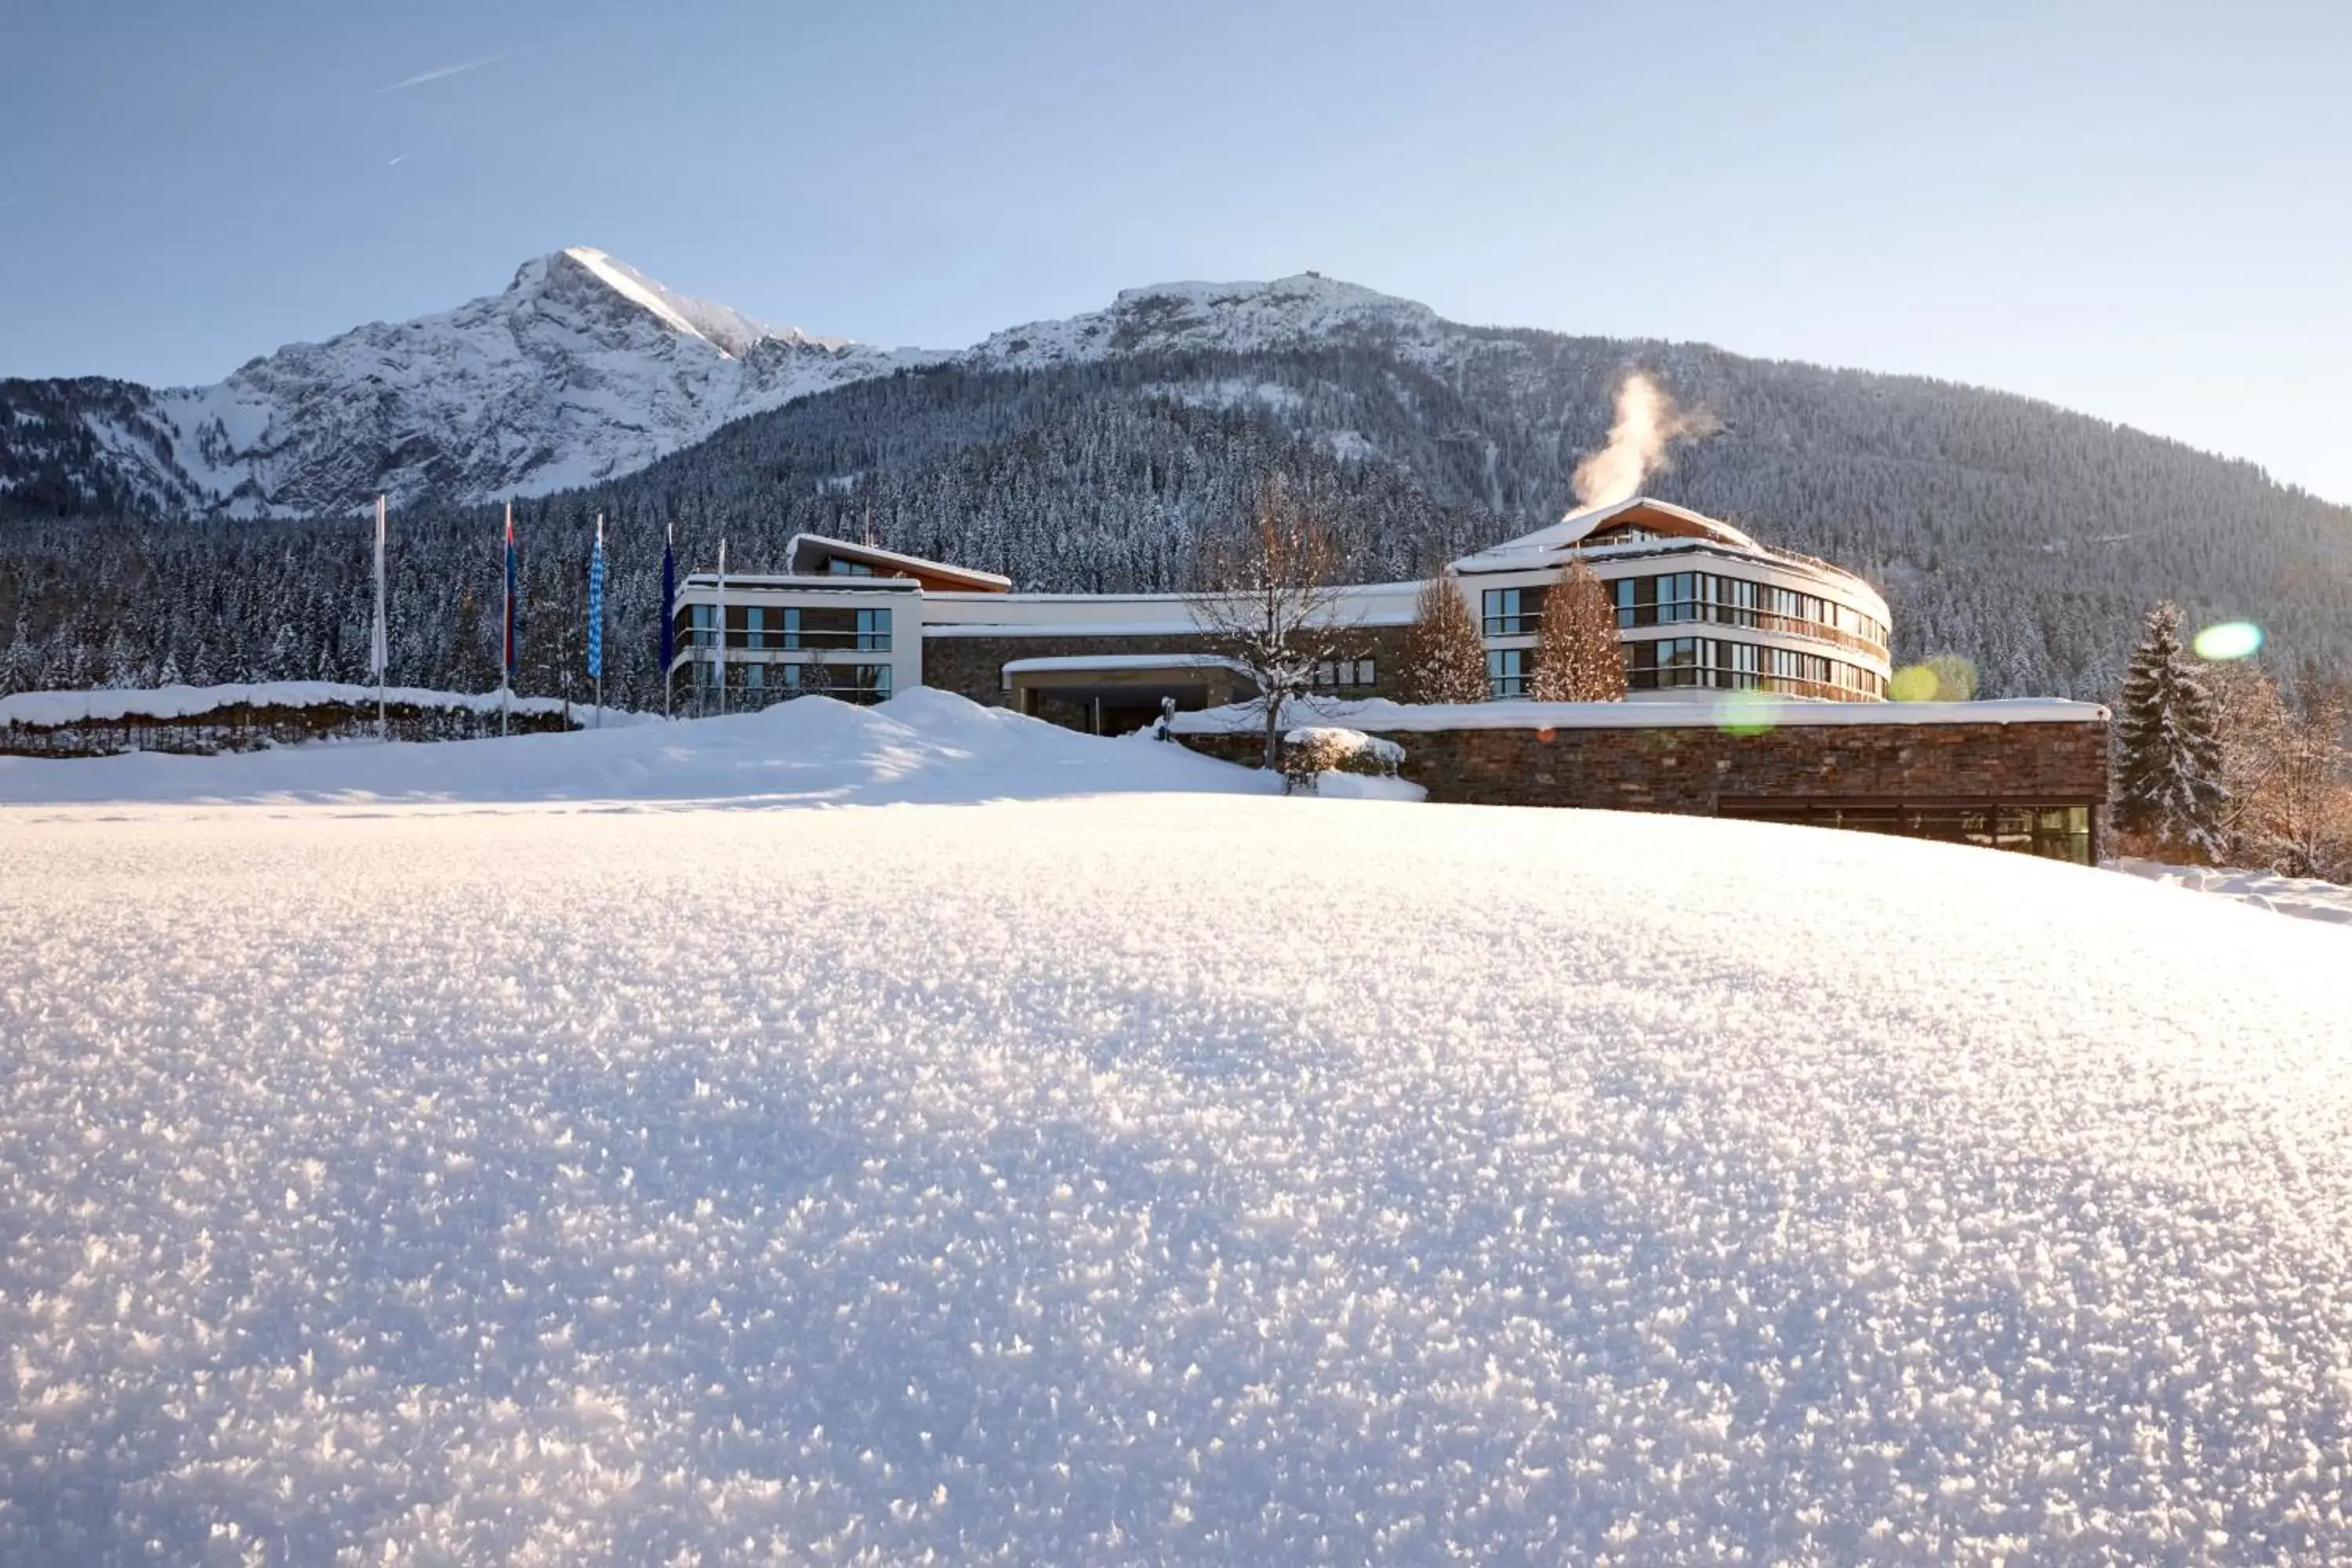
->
[1177,717,2111,813]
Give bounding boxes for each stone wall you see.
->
[920,625,1408,708]
[1178,715,2111,813]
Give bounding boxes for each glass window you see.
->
[1486,647,1531,698]
[856,607,891,652]
[1657,574,1699,624]
[826,557,874,576]
[1482,587,1544,638]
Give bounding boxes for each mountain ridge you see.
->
[2,250,2349,706]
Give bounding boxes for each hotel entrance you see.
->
[1003,655,1257,736]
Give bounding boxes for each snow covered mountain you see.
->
[967,272,1447,367]
[0,247,942,517]
[0,260,1505,519]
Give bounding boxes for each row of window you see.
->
[678,604,892,652]
[688,659,894,700]
[1479,577,1887,651]
[1485,639,1886,700]
[1629,637,1885,698]
[1717,802,2094,866]
[1616,574,1887,648]
[1312,659,1379,691]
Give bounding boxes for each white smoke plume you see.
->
[1572,370,1719,510]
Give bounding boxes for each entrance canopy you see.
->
[1003,654,1258,736]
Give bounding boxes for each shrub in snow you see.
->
[1280,726,1403,794]
[1397,575,1489,704]
[1531,556,1626,702]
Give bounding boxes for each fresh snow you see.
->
[0,688,1269,808]
[2111,855,2352,927]
[3,694,2350,1561]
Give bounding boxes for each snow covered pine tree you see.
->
[2114,601,2228,861]
[1531,557,1627,702]
[1397,574,1489,704]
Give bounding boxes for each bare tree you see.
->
[1191,475,1354,768]
[2212,663,2352,878]
[1398,573,1489,705]
[1531,556,1626,702]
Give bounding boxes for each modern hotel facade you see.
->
[669,497,1896,727]
[666,497,2109,862]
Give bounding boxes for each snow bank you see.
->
[2111,856,2352,926]
[0,680,618,729]
[1,796,2348,1560]
[0,688,1273,808]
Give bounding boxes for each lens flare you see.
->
[2192,621,2263,661]
[1718,689,1777,737]
[1890,656,1978,702]
[1889,666,1940,702]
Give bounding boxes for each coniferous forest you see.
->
[4,337,2350,709]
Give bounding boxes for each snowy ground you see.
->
[0,688,1269,810]
[3,699,2350,1562]
[2110,856,2352,927]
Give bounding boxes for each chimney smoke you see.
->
[1572,370,1718,510]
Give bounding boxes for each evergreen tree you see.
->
[2114,601,2228,859]
[1531,557,1626,702]
[1396,575,1488,704]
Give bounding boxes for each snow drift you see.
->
[2,757,2349,1559]
[0,688,1272,809]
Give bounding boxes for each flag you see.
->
[368,495,388,679]
[659,523,676,673]
[586,514,605,681]
[503,504,519,681]
[713,537,727,693]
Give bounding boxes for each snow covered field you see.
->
[2111,856,2352,927]
[0,689,1268,810]
[3,699,2350,1562]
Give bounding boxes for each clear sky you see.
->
[4,0,2347,503]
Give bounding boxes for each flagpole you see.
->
[502,503,514,739]
[661,521,675,721]
[372,494,388,742]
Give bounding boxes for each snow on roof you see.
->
[1452,495,1761,573]
[680,573,923,593]
[1000,653,1251,684]
[786,534,1014,591]
[0,681,609,730]
[1171,695,2111,735]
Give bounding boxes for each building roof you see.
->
[1450,496,1762,574]
[1171,695,2111,735]
[784,533,1015,593]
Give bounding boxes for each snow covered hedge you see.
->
[1280,726,1404,794]
[0,682,590,757]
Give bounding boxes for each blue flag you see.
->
[659,526,676,673]
[587,517,606,681]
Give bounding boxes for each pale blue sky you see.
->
[4,0,2347,502]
